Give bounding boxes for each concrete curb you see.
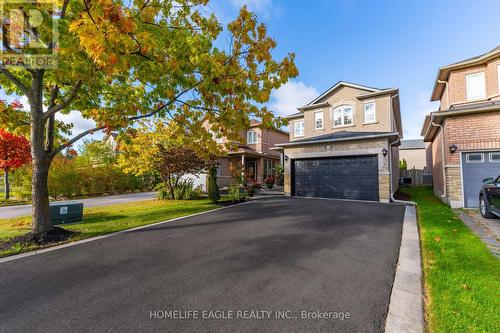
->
[0,200,256,264]
[385,205,424,333]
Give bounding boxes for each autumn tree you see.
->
[0,1,298,237]
[154,146,208,199]
[119,121,213,198]
[0,129,31,199]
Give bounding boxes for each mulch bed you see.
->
[216,199,247,207]
[0,227,79,252]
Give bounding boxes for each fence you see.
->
[400,168,432,187]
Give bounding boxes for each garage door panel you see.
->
[462,152,500,208]
[293,155,379,201]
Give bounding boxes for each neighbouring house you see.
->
[273,81,403,203]
[191,120,289,190]
[103,132,119,151]
[399,139,428,170]
[421,46,500,208]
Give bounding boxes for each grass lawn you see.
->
[401,187,500,333]
[0,198,221,257]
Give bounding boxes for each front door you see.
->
[246,161,257,180]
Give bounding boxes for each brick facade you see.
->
[424,48,500,207]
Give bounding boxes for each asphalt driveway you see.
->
[0,197,405,332]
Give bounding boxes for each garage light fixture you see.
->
[382,148,388,157]
[449,144,458,154]
[284,155,289,161]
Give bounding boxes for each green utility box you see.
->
[49,201,83,225]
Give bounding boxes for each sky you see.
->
[2,0,500,142]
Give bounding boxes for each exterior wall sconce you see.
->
[449,144,458,154]
[284,155,289,161]
[382,148,388,157]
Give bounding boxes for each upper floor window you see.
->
[314,111,324,129]
[363,102,376,123]
[466,72,486,100]
[497,65,500,92]
[333,105,353,127]
[209,130,223,143]
[247,131,258,144]
[294,121,304,137]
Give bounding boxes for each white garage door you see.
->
[462,151,500,208]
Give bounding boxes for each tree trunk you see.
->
[30,70,53,235]
[31,157,52,234]
[4,169,9,200]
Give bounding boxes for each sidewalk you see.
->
[456,209,500,259]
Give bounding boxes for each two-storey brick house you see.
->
[274,81,403,203]
[421,46,500,208]
[204,120,289,188]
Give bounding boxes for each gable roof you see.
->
[431,45,500,101]
[307,81,381,106]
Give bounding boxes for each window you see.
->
[490,152,500,162]
[215,164,222,176]
[333,105,353,127]
[264,159,274,179]
[209,130,223,143]
[498,65,500,92]
[363,102,376,123]
[294,121,304,137]
[466,72,486,100]
[466,153,483,163]
[314,111,324,129]
[247,131,258,144]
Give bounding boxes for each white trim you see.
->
[246,130,258,144]
[498,64,500,93]
[307,81,380,105]
[465,152,484,163]
[293,120,305,137]
[314,111,324,130]
[363,101,376,123]
[489,152,500,162]
[465,72,486,100]
[332,104,354,127]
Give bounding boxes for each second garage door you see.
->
[293,155,379,201]
[462,151,500,208]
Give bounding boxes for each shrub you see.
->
[155,179,198,200]
[273,164,284,186]
[228,183,246,202]
[10,157,157,200]
[264,176,275,189]
[208,165,220,203]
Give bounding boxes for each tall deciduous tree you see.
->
[0,129,31,199]
[0,1,298,236]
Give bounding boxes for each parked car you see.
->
[479,176,500,218]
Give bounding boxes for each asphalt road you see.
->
[0,192,157,219]
[0,197,405,333]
